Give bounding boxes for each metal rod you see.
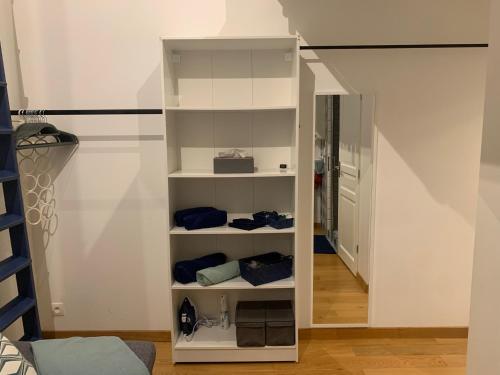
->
[10,109,162,116]
[300,43,488,50]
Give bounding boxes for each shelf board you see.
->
[165,105,296,112]
[175,325,295,351]
[168,170,296,178]
[170,223,294,235]
[172,276,294,290]
[162,36,298,51]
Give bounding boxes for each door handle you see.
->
[333,157,340,174]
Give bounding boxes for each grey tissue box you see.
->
[214,157,254,174]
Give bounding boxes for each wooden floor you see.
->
[152,337,467,374]
[313,253,369,324]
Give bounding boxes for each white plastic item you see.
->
[220,294,230,330]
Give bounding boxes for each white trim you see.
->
[367,97,378,327]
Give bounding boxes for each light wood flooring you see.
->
[152,337,467,374]
[313,253,369,324]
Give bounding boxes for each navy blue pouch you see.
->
[174,252,227,284]
[174,207,216,227]
[184,209,227,230]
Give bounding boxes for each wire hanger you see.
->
[15,109,79,150]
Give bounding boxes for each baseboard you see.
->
[299,327,468,340]
[355,272,369,293]
[42,327,467,343]
[42,330,171,342]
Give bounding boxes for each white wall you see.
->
[467,0,500,373]
[3,0,488,331]
[0,0,24,109]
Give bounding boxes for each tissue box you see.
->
[214,157,254,174]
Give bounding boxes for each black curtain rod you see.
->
[10,109,162,115]
[300,43,488,50]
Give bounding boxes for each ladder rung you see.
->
[0,213,24,231]
[0,128,13,135]
[0,256,31,282]
[0,81,6,87]
[0,170,18,183]
[0,296,36,332]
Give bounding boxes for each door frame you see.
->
[309,91,378,328]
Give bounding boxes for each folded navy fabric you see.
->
[174,207,216,227]
[228,218,266,231]
[184,209,227,230]
[253,211,293,229]
[174,253,227,284]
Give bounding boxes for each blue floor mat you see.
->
[314,235,336,254]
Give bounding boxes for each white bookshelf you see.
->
[161,35,300,363]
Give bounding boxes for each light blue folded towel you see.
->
[196,260,240,286]
[32,337,149,375]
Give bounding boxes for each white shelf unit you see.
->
[161,36,300,363]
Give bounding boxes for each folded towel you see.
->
[32,337,149,375]
[174,253,227,284]
[196,260,241,286]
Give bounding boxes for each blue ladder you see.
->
[0,45,41,340]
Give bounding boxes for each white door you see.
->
[337,95,361,275]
